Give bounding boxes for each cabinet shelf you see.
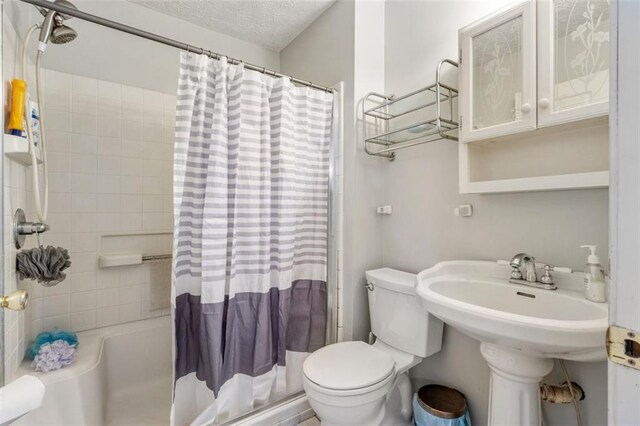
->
[363,59,458,160]
[462,171,609,194]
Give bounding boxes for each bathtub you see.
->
[15,316,172,426]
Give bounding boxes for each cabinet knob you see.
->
[539,98,550,109]
[520,103,532,114]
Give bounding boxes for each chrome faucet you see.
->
[509,253,557,290]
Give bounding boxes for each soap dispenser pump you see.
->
[580,245,606,302]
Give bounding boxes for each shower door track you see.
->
[19,0,336,93]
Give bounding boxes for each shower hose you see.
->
[21,24,49,223]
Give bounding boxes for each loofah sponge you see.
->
[16,246,71,286]
[27,329,78,360]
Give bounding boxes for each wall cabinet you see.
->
[537,0,610,127]
[459,0,610,142]
[459,0,537,142]
[458,0,610,193]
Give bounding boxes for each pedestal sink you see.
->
[416,261,608,426]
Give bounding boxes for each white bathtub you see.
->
[15,316,172,426]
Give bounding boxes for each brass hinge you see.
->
[607,325,640,370]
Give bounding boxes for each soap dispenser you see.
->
[580,245,607,302]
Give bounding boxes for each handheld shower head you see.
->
[37,0,78,51]
[50,25,77,44]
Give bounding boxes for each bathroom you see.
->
[1,0,637,425]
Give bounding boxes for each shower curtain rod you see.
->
[19,0,336,93]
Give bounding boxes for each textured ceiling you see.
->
[128,0,336,51]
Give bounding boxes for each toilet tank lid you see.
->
[365,268,416,295]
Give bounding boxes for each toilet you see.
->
[303,268,444,426]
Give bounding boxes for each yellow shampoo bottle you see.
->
[8,79,27,136]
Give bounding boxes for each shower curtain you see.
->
[171,52,334,426]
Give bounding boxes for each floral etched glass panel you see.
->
[472,16,523,130]
[554,0,609,111]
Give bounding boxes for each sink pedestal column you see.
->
[480,343,553,426]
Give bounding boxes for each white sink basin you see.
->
[416,261,608,426]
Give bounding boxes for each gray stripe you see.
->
[174,280,327,396]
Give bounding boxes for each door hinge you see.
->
[607,325,640,370]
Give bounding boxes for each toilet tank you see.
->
[365,268,443,358]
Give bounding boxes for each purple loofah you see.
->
[31,339,76,372]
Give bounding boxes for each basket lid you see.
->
[417,384,467,419]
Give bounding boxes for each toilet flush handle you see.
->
[365,281,374,291]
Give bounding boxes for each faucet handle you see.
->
[540,264,555,285]
[510,266,523,280]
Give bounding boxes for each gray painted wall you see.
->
[383,1,608,424]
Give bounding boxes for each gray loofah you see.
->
[16,246,72,287]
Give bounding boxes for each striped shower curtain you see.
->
[171,53,334,425]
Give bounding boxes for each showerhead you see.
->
[50,25,77,44]
[37,0,78,50]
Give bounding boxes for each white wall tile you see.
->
[71,174,97,193]
[5,65,175,359]
[122,104,143,122]
[98,117,122,138]
[43,294,70,317]
[71,291,97,312]
[71,194,97,213]
[70,134,98,154]
[46,89,72,111]
[70,153,98,174]
[71,113,98,135]
[122,120,142,140]
[143,195,163,212]
[98,136,122,156]
[70,271,97,292]
[71,235,98,253]
[122,86,143,104]
[98,156,122,175]
[72,94,97,115]
[71,213,97,233]
[43,315,70,331]
[98,81,122,101]
[96,306,119,327]
[122,158,144,176]
[119,302,142,323]
[121,176,142,194]
[70,310,96,332]
[44,108,72,132]
[44,69,72,93]
[97,175,120,194]
[47,131,71,153]
[97,194,121,213]
[49,172,70,193]
[143,90,164,107]
[72,75,98,97]
[122,140,143,158]
[120,195,142,212]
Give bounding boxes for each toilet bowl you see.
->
[303,340,418,426]
[303,268,444,426]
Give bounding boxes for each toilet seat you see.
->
[303,341,395,393]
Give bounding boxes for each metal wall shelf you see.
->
[363,59,459,160]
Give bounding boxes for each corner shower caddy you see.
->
[363,59,458,160]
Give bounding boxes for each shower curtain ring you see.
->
[186,44,191,53]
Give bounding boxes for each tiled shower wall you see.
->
[3,13,34,382]
[3,10,175,380]
[29,68,175,335]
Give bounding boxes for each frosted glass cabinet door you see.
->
[538,0,610,127]
[459,0,537,142]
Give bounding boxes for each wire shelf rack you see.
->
[362,59,459,160]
